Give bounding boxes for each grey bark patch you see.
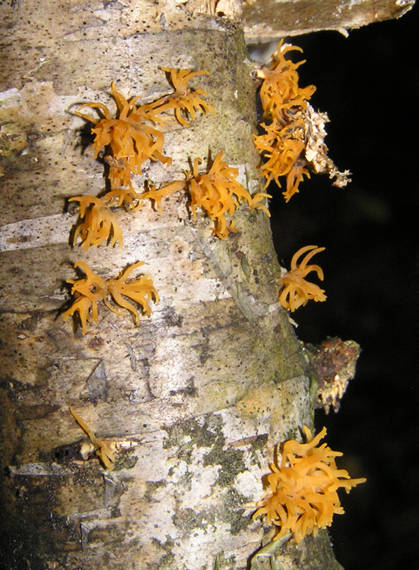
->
[203,441,245,488]
[173,506,216,532]
[86,359,109,404]
[221,488,250,535]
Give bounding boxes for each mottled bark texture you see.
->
[242,0,415,42]
[0,1,412,569]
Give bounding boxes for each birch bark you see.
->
[0,1,412,568]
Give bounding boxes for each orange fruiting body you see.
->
[253,426,366,543]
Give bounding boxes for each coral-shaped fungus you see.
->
[129,150,270,239]
[254,40,315,201]
[62,260,158,334]
[74,70,213,187]
[104,261,158,326]
[186,151,271,238]
[71,76,268,247]
[69,406,117,470]
[253,426,366,543]
[75,82,171,178]
[70,71,214,250]
[279,245,326,312]
[69,195,123,250]
[155,67,215,126]
[255,40,350,200]
[62,261,107,334]
[258,42,315,121]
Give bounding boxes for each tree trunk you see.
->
[0,1,412,568]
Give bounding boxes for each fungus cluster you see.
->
[64,68,269,334]
[185,151,270,238]
[279,245,326,312]
[253,41,328,312]
[71,70,215,250]
[59,46,365,546]
[253,426,366,543]
[62,261,158,335]
[250,42,365,544]
[254,40,315,202]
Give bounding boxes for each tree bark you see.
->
[242,0,415,42]
[0,1,413,568]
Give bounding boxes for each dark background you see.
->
[269,6,418,569]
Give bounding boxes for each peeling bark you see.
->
[242,0,416,42]
[0,1,410,568]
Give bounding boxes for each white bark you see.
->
[0,0,411,568]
